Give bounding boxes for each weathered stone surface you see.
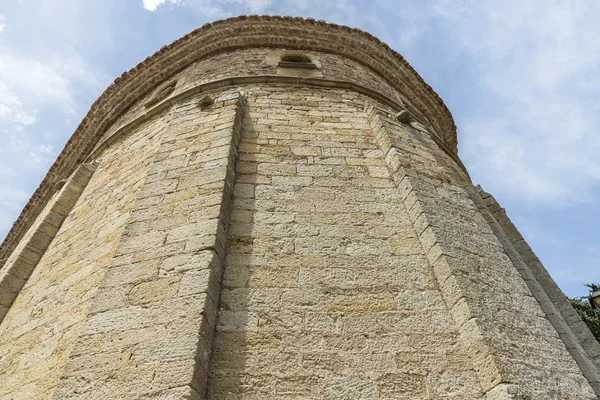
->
[207,88,485,399]
[0,16,597,400]
[0,114,165,399]
[367,105,599,399]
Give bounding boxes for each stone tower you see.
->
[0,15,598,400]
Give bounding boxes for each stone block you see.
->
[389,237,423,255]
[376,373,428,398]
[127,276,181,306]
[218,310,259,332]
[82,307,145,335]
[104,258,160,286]
[178,268,220,301]
[324,376,376,400]
[427,370,482,397]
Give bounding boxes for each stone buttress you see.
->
[0,16,598,400]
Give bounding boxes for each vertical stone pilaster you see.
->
[472,186,600,396]
[0,162,98,322]
[52,92,245,400]
[367,104,597,399]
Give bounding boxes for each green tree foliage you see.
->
[569,284,600,342]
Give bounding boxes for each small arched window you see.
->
[278,54,318,70]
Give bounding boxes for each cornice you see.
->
[0,15,458,267]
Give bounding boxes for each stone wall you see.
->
[474,186,600,394]
[51,91,244,399]
[207,86,483,399]
[0,162,97,323]
[102,48,423,146]
[366,104,598,399]
[0,112,167,399]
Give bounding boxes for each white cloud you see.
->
[0,15,5,33]
[424,1,600,206]
[217,0,273,14]
[0,47,104,128]
[144,0,274,16]
[143,0,181,11]
[0,184,29,239]
[0,86,36,125]
[0,2,112,244]
[39,144,54,154]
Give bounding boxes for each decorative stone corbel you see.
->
[395,109,412,124]
[198,94,215,110]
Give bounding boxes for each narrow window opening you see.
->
[278,54,318,70]
[281,55,312,63]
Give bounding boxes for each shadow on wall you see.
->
[207,114,258,398]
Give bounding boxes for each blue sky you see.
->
[0,0,598,298]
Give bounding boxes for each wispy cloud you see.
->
[0,47,103,230]
[143,0,273,15]
[143,0,182,11]
[422,1,600,206]
[0,47,105,128]
[0,1,113,241]
[0,84,36,125]
[218,0,274,14]
[0,184,29,238]
[0,15,6,33]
